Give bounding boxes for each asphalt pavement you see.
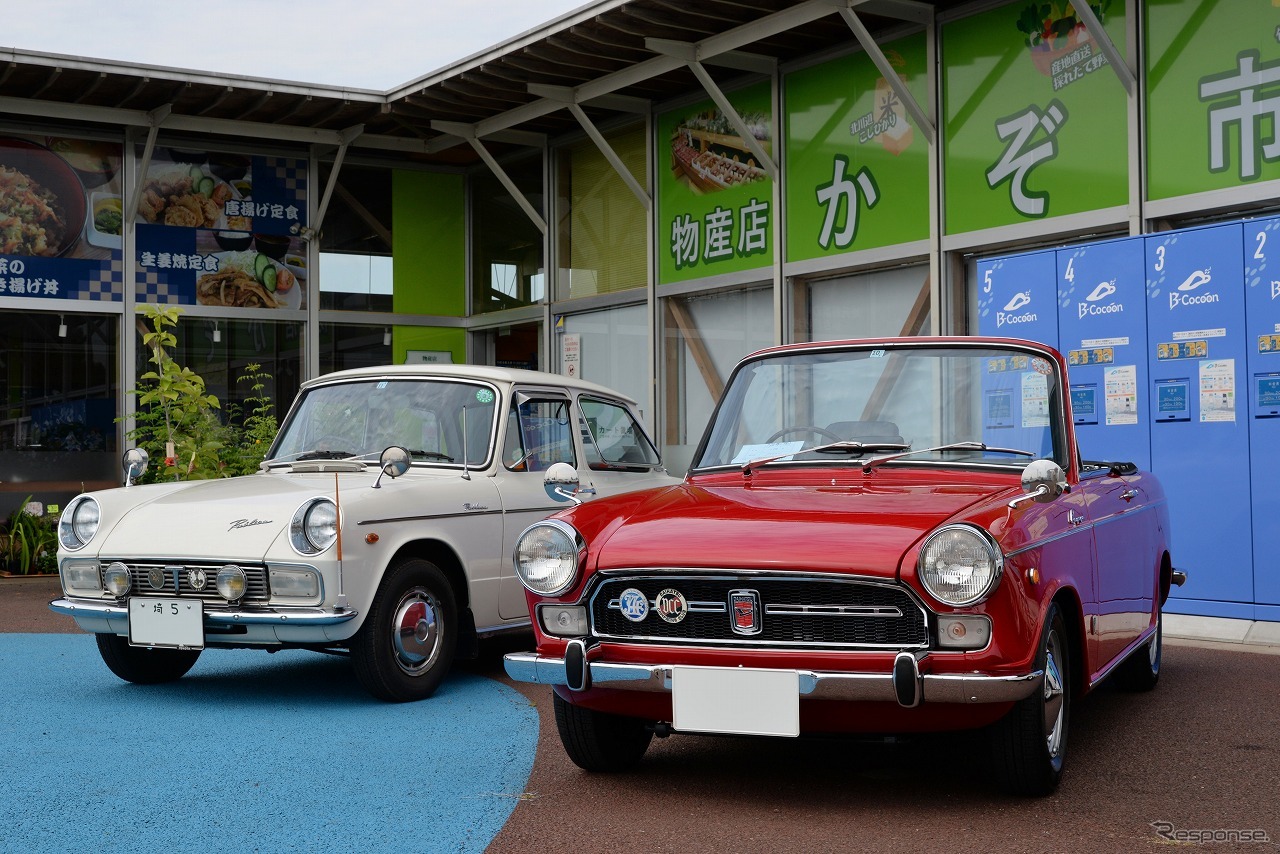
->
[4,576,1278,853]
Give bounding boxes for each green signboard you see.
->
[657,82,774,284]
[784,34,929,262]
[1146,0,1280,199]
[942,1,1128,232]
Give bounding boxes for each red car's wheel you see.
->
[553,692,652,772]
[992,602,1070,796]
[1113,609,1162,692]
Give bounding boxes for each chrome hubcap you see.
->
[1149,612,1161,668]
[391,587,442,676]
[1042,630,1065,758]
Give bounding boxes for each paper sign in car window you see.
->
[730,441,805,465]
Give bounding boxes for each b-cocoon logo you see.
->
[1078,279,1124,318]
[1169,269,1220,309]
[997,290,1037,327]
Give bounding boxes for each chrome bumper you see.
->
[49,598,359,627]
[503,650,1043,707]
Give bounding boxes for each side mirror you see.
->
[544,462,595,504]
[373,446,411,488]
[1009,459,1067,508]
[122,448,149,487]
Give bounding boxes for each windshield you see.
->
[693,344,1065,471]
[269,378,499,468]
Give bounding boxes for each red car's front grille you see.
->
[589,574,929,649]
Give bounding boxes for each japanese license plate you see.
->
[671,666,799,737]
[128,598,204,649]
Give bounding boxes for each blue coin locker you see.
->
[976,251,1060,456]
[1243,217,1280,614]
[1145,225,1253,615]
[1056,239,1150,471]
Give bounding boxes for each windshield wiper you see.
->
[741,440,910,477]
[406,449,454,462]
[295,450,359,462]
[860,441,1036,473]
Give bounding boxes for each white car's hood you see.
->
[91,472,363,561]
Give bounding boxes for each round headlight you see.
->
[918,524,1003,606]
[290,498,338,555]
[103,562,131,597]
[59,497,101,550]
[514,520,583,596]
[217,565,247,601]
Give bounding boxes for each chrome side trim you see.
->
[49,598,358,626]
[503,652,1043,705]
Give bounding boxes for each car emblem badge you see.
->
[654,588,688,624]
[187,568,207,591]
[729,589,761,635]
[618,588,649,622]
[147,567,166,591]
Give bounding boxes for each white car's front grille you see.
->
[107,561,270,604]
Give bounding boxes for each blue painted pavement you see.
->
[0,634,537,853]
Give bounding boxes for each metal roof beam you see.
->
[124,104,172,231]
[832,3,935,144]
[645,38,776,74]
[1071,0,1136,95]
[467,0,838,143]
[312,124,366,237]
[431,120,548,235]
[646,39,778,179]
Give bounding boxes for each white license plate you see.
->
[671,666,799,737]
[129,598,204,649]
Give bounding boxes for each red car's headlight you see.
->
[918,524,1003,606]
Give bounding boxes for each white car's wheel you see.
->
[95,633,201,684]
[351,558,457,702]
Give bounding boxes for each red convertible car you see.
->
[505,337,1181,795]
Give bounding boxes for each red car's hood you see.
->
[593,476,1009,578]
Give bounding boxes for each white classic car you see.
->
[51,364,676,701]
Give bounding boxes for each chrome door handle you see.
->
[1068,510,1085,527]
[1120,489,1138,502]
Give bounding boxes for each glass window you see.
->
[141,316,302,440]
[471,154,544,314]
[318,163,392,312]
[579,397,660,471]
[271,378,497,468]
[797,264,931,342]
[319,323,393,375]
[0,312,119,516]
[502,397,575,472]
[560,304,649,412]
[556,122,647,300]
[661,287,773,473]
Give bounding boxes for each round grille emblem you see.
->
[186,568,207,591]
[147,568,166,590]
[654,588,688,624]
[618,588,649,623]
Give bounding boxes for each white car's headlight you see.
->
[59,497,100,551]
[290,498,338,555]
[514,520,584,596]
[918,524,1003,606]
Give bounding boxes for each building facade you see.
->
[1,0,1277,619]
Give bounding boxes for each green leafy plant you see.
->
[123,305,224,482]
[1015,1,1110,49]
[221,363,279,477]
[0,496,58,575]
